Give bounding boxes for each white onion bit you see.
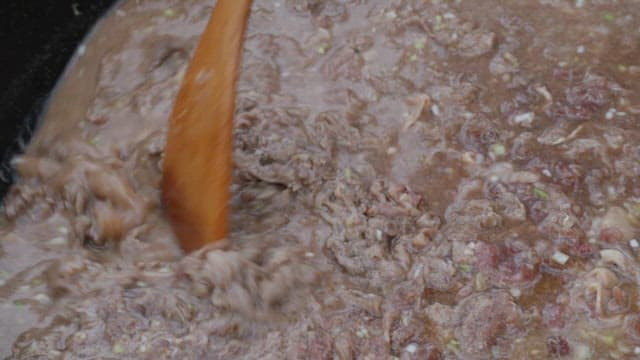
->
[551,251,569,265]
[406,343,418,354]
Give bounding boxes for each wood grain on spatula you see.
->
[162,0,252,252]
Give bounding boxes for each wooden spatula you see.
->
[162,0,252,253]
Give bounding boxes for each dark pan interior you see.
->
[0,0,118,199]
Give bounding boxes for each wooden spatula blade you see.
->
[162,0,252,253]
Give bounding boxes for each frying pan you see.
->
[0,0,118,198]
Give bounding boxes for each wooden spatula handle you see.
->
[162,0,252,252]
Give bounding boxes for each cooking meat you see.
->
[1,0,640,359]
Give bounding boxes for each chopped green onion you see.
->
[409,54,417,62]
[344,168,352,180]
[458,264,472,273]
[603,13,615,22]
[317,43,330,54]
[164,8,175,17]
[598,334,616,346]
[490,143,506,157]
[533,187,549,200]
[447,339,461,353]
[112,343,125,354]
